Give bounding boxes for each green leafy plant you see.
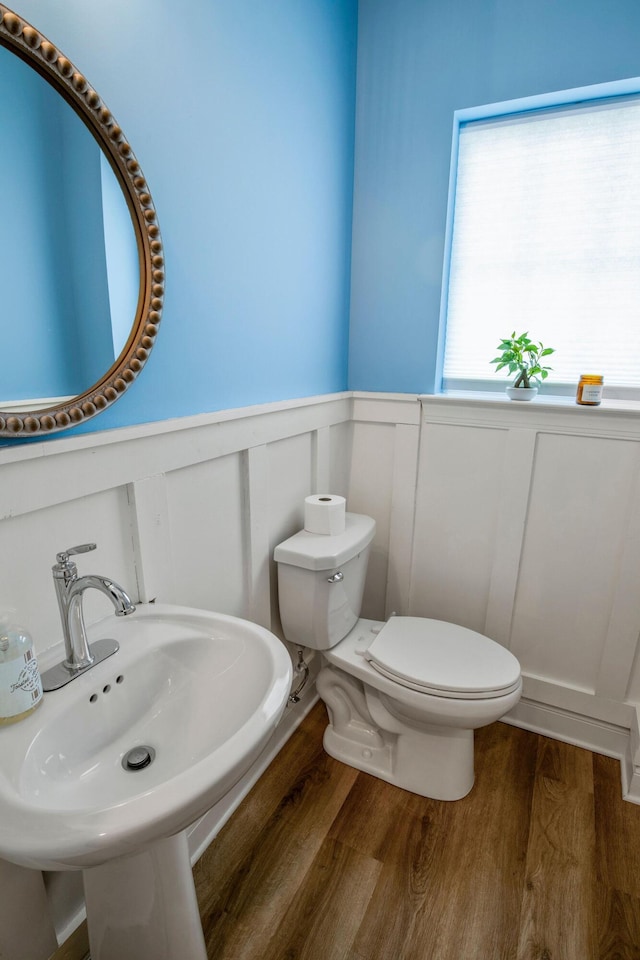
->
[491,332,554,389]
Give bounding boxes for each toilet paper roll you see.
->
[304,494,346,535]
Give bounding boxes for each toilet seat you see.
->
[365,617,521,700]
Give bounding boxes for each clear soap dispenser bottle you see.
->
[0,612,43,725]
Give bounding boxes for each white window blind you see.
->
[442,94,640,393]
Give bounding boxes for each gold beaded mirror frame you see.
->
[0,5,163,437]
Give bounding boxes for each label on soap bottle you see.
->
[0,650,43,718]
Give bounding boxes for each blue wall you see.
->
[7,0,358,439]
[9,0,639,439]
[348,0,640,394]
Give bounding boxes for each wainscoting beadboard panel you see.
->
[266,433,317,635]
[410,421,509,631]
[412,395,640,771]
[127,475,174,604]
[0,394,352,955]
[328,421,353,496]
[4,390,640,958]
[163,452,248,615]
[511,432,639,692]
[625,705,640,803]
[0,395,352,664]
[266,433,316,556]
[348,394,421,623]
[347,419,398,621]
[348,392,640,775]
[0,487,136,658]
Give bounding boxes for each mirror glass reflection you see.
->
[0,44,139,410]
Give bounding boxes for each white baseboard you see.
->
[503,696,630,759]
[622,704,640,804]
[622,750,640,804]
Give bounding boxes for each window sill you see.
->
[425,390,640,415]
[416,392,640,439]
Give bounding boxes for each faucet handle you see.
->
[55,543,97,565]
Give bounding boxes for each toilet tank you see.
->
[274,513,376,650]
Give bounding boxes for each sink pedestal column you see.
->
[83,830,207,960]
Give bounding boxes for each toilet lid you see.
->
[365,617,521,700]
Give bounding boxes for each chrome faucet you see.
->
[41,543,136,692]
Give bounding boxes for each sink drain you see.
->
[122,745,156,771]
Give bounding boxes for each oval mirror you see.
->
[0,4,163,437]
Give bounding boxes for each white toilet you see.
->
[274,512,522,801]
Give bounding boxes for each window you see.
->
[439,80,640,398]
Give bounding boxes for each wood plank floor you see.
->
[193,700,640,960]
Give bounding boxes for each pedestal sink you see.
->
[0,604,293,960]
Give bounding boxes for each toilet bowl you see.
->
[317,617,522,800]
[274,512,522,801]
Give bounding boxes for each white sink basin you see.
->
[0,604,292,871]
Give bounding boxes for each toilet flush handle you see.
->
[327,571,344,584]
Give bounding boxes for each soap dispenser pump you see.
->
[0,612,43,725]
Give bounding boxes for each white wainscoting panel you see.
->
[415,394,640,757]
[3,388,640,956]
[628,647,640,706]
[410,422,509,631]
[600,456,640,704]
[266,433,315,548]
[329,421,352,496]
[128,475,173,604]
[348,394,421,623]
[624,705,640,802]
[164,453,248,615]
[483,428,537,646]
[348,419,397,621]
[385,422,422,618]
[0,393,352,953]
[511,432,639,692]
[0,487,135,658]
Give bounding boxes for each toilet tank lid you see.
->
[274,513,376,571]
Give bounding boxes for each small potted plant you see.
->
[491,332,554,401]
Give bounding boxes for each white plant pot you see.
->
[506,386,538,401]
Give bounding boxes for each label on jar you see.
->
[581,384,603,403]
[0,650,43,718]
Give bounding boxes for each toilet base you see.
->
[323,718,474,801]
[317,666,475,801]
